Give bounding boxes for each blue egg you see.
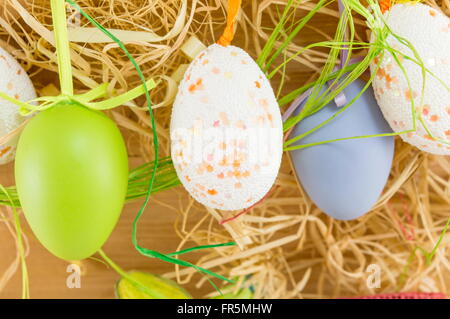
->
[289,79,394,220]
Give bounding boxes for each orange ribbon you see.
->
[379,0,392,13]
[217,0,242,46]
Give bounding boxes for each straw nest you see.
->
[0,0,449,298]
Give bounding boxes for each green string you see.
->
[65,0,235,284]
[398,218,450,288]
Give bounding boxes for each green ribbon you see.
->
[65,0,235,284]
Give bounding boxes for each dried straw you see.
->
[0,0,449,298]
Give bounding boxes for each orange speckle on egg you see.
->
[445,130,450,137]
[376,68,386,79]
[236,120,246,130]
[424,134,434,141]
[185,175,191,182]
[406,132,414,138]
[230,51,238,57]
[446,107,450,115]
[255,81,261,88]
[422,105,430,116]
[217,172,225,179]
[207,189,218,195]
[385,74,396,88]
[219,157,228,166]
[200,96,209,103]
[259,99,269,109]
[188,78,204,93]
[234,183,242,189]
[14,94,20,99]
[0,146,11,157]
[212,67,220,74]
[232,160,240,168]
[256,115,265,125]
[430,115,439,122]
[188,83,196,93]
[234,170,242,178]
[429,10,436,17]
[16,69,22,75]
[404,89,417,101]
[219,112,230,126]
[242,171,250,178]
[202,59,209,65]
[206,164,214,172]
[241,60,247,65]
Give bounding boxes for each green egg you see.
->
[15,102,128,260]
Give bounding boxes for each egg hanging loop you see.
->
[217,0,242,46]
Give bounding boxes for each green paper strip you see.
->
[66,0,235,284]
[51,0,74,95]
[75,83,109,102]
[86,79,157,110]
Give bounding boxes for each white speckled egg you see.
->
[370,3,450,155]
[0,46,36,164]
[170,44,283,211]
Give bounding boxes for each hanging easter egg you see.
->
[170,44,283,210]
[370,3,450,155]
[15,102,128,260]
[290,80,394,220]
[0,46,36,164]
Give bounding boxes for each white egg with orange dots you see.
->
[370,3,450,155]
[0,46,37,165]
[170,1,283,211]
